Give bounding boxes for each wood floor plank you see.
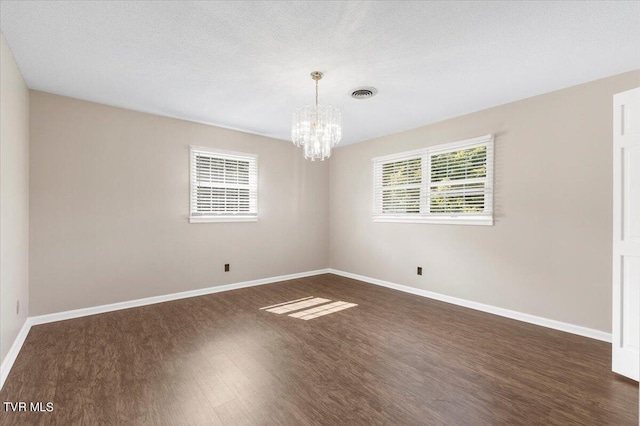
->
[213,398,257,426]
[0,274,637,425]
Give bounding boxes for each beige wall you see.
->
[0,34,29,365]
[26,68,640,332]
[330,70,640,333]
[29,91,329,315]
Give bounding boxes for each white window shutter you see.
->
[373,155,422,215]
[372,135,493,225]
[190,147,258,223]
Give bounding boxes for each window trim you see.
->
[372,134,494,226]
[189,146,258,224]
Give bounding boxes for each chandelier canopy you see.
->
[291,71,342,161]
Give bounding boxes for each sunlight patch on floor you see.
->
[260,297,357,320]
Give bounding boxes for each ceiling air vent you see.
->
[351,87,378,99]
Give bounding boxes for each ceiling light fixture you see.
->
[291,71,341,161]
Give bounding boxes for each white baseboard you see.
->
[0,268,329,390]
[1,267,610,391]
[29,269,330,326]
[0,318,33,391]
[328,269,612,343]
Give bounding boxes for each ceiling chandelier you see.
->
[291,71,342,161]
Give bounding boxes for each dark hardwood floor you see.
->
[0,274,637,425]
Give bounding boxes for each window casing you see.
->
[189,146,258,223]
[372,134,494,225]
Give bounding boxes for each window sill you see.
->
[189,216,258,223]
[373,215,493,226]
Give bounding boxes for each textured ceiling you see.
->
[1,1,639,146]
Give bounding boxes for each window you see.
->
[189,146,258,223]
[373,134,493,225]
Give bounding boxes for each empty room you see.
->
[1,1,639,425]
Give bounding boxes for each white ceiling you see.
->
[1,1,639,146]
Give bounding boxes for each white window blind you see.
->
[373,134,493,225]
[378,156,423,214]
[190,147,258,223]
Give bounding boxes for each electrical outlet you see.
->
[224,264,230,272]
[417,267,422,276]
[16,300,20,315]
